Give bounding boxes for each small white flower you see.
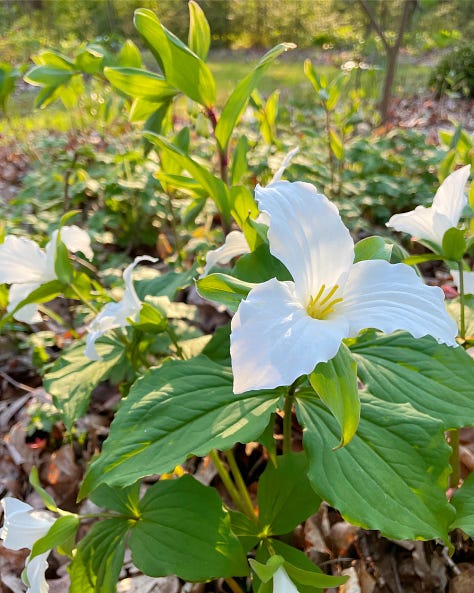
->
[202,231,251,276]
[202,148,298,276]
[450,269,474,295]
[85,255,157,361]
[1,497,56,593]
[0,226,93,323]
[230,181,458,394]
[386,165,471,247]
[273,567,300,593]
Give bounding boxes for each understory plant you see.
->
[0,3,474,593]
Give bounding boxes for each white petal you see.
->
[230,278,349,393]
[341,260,458,346]
[256,181,354,302]
[44,226,93,278]
[386,205,441,244]
[84,330,103,361]
[450,269,474,295]
[25,552,50,593]
[122,255,158,308]
[0,236,48,284]
[8,283,42,324]
[1,498,55,551]
[432,165,470,225]
[202,231,250,276]
[273,567,300,593]
[60,225,93,260]
[269,146,299,184]
[84,256,157,361]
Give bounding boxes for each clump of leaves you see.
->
[429,44,474,99]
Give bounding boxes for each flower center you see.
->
[306,284,343,320]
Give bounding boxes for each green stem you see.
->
[69,284,100,314]
[449,261,467,489]
[209,449,246,515]
[283,387,295,455]
[166,326,186,359]
[458,261,466,340]
[225,578,245,593]
[325,108,335,187]
[225,449,256,521]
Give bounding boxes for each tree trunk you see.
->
[358,0,418,123]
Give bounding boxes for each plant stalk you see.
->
[209,449,247,515]
[225,449,256,521]
[283,389,295,455]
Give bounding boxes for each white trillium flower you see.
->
[0,226,93,323]
[272,567,300,593]
[1,497,56,593]
[386,165,471,246]
[230,181,458,394]
[85,255,157,361]
[450,269,474,295]
[202,148,299,276]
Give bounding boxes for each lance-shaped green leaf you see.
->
[450,472,474,537]
[145,132,231,223]
[44,339,126,431]
[329,128,344,160]
[129,475,248,579]
[442,227,466,261]
[118,39,142,68]
[188,0,211,61]
[104,67,177,102]
[215,42,295,152]
[31,515,80,560]
[258,452,321,535]
[295,392,454,542]
[351,332,474,429]
[24,65,75,87]
[80,356,280,496]
[0,280,63,330]
[134,8,215,107]
[68,518,129,593]
[309,343,359,448]
[197,273,255,312]
[32,49,75,69]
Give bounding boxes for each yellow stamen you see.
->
[306,284,343,320]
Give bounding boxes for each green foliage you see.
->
[430,44,474,98]
[309,343,360,448]
[80,356,280,496]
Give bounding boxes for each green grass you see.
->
[0,55,433,141]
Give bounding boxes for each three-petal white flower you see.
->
[386,165,471,247]
[1,497,56,593]
[85,255,157,361]
[230,181,458,394]
[0,226,93,323]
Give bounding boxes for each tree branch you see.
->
[358,0,390,51]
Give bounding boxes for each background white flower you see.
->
[1,497,56,593]
[0,225,93,323]
[85,255,157,360]
[230,181,458,394]
[386,165,471,246]
[450,269,474,295]
[273,566,300,593]
[202,148,298,276]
